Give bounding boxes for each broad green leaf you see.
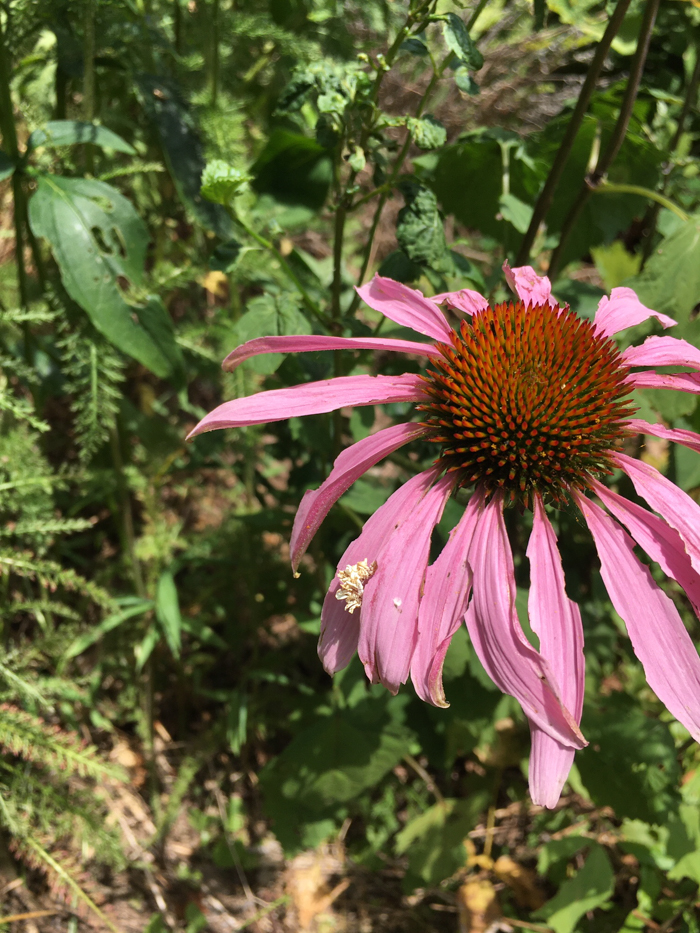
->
[396,181,450,271]
[576,693,680,823]
[537,834,590,876]
[64,599,154,659]
[534,844,614,933]
[624,215,700,326]
[155,569,182,658]
[395,794,489,885]
[260,698,415,812]
[407,115,447,150]
[0,150,15,181]
[235,293,311,374]
[591,240,641,290]
[28,174,181,378]
[251,130,332,211]
[136,75,232,238]
[26,121,135,154]
[401,37,429,56]
[499,192,533,234]
[442,13,484,70]
[340,479,394,515]
[200,160,252,206]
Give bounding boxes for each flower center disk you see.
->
[420,300,635,506]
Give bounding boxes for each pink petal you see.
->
[290,422,430,573]
[318,469,439,675]
[574,490,700,742]
[526,498,585,808]
[465,492,586,749]
[593,287,676,339]
[627,371,700,394]
[222,334,439,371]
[431,289,489,316]
[355,275,452,342]
[358,473,457,694]
[622,335,700,371]
[502,261,556,307]
[187,373,428,438]
[591,478,700,617]
[615,452,700,575]
[626,418,700,457]
[410,490,485,707]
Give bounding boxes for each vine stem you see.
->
[514,0,632,265]
[547,0,661,280]
[593,182,689,221]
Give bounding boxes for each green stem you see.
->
[83,0,96,174]
[210,0,219,106]
[594,182,689,221]
[548,0,660,280]
[236,217,328,325]
[514,0,632,265]
[109,424,146,598]
[0,17,28,311]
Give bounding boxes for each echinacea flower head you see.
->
[189,261,700,808]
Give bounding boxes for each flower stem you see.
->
[514,0,632,265]
[593,182,689,221]
[548,0,661,280]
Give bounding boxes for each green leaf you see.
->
[453,67,480,95]
[28,175,181,378]
[395,794,489,885]
[396,181,450,271]
[576,693,681,823]
[65,599,154,659]
[534,844,614,933]
[235,293,311,374]
[251,129,332,210]
[499,192,533,234]
[624,215,700,326]
[26,121,135,154]
[442,13,484,69]
[401,37,429,56]
[136,75,232,238]
[348,146,366,172]
[407,115,447,150]
[0,150,15,181]
[200,160,252,206]
[155,570,182,658]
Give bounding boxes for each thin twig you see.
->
[548,0,661,279]
[514,0,633,264]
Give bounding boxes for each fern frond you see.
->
[0,304,56,325]
[57,327,125,461]
[0,705,125,780]
[0,517,95,537]
[2,600,80,622]
[0,663,50,708]
[98,161,165,181]
[18,838,123,933]
[0,552,114,608]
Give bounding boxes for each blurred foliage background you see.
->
[2,0,700,929]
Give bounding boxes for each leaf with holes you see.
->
[28,174,180,378]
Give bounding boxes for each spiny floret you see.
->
[419,300,635,506]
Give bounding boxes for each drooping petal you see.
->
[431,289,489,316]
[318,468,439,675]
[615,452,700,575]
[575,491,700,742]
[222,334,438,371]
[590,478,700,617]
[411,491,484,707]
[187,373,428,438]
[502,261,556,307]
[526,498,585,808]
[359,473,456,694]
[626,418,700,457]
[290,422,430,572]
[626,370,700,394]
[593,287,676,339]
[356,275,452,342]
[465,492,586,749]
[622,335,700,371]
